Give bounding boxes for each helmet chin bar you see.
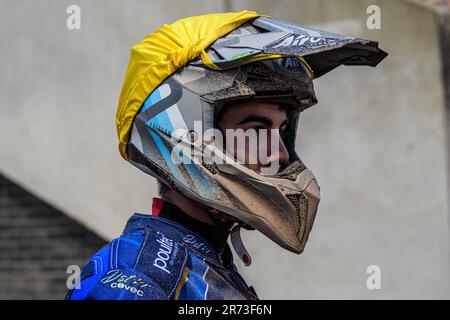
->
[174,136,321,254]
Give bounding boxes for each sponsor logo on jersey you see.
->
[183,234,212,255]
[153,232,175,274]
[100,269,150,297]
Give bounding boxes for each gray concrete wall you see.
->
[1,0,449,299]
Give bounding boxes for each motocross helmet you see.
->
[115,11,387,265]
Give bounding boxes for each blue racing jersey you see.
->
[65,203,258,300]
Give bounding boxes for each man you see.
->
[66,11,386,300]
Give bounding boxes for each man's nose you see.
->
[265,131,289,167]
[277,136,290,168]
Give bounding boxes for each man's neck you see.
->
[162,189,234,232]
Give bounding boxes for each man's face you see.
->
[217,101,290,173]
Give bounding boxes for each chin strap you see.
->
[230,224,252,267]
[207,207,252,267]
